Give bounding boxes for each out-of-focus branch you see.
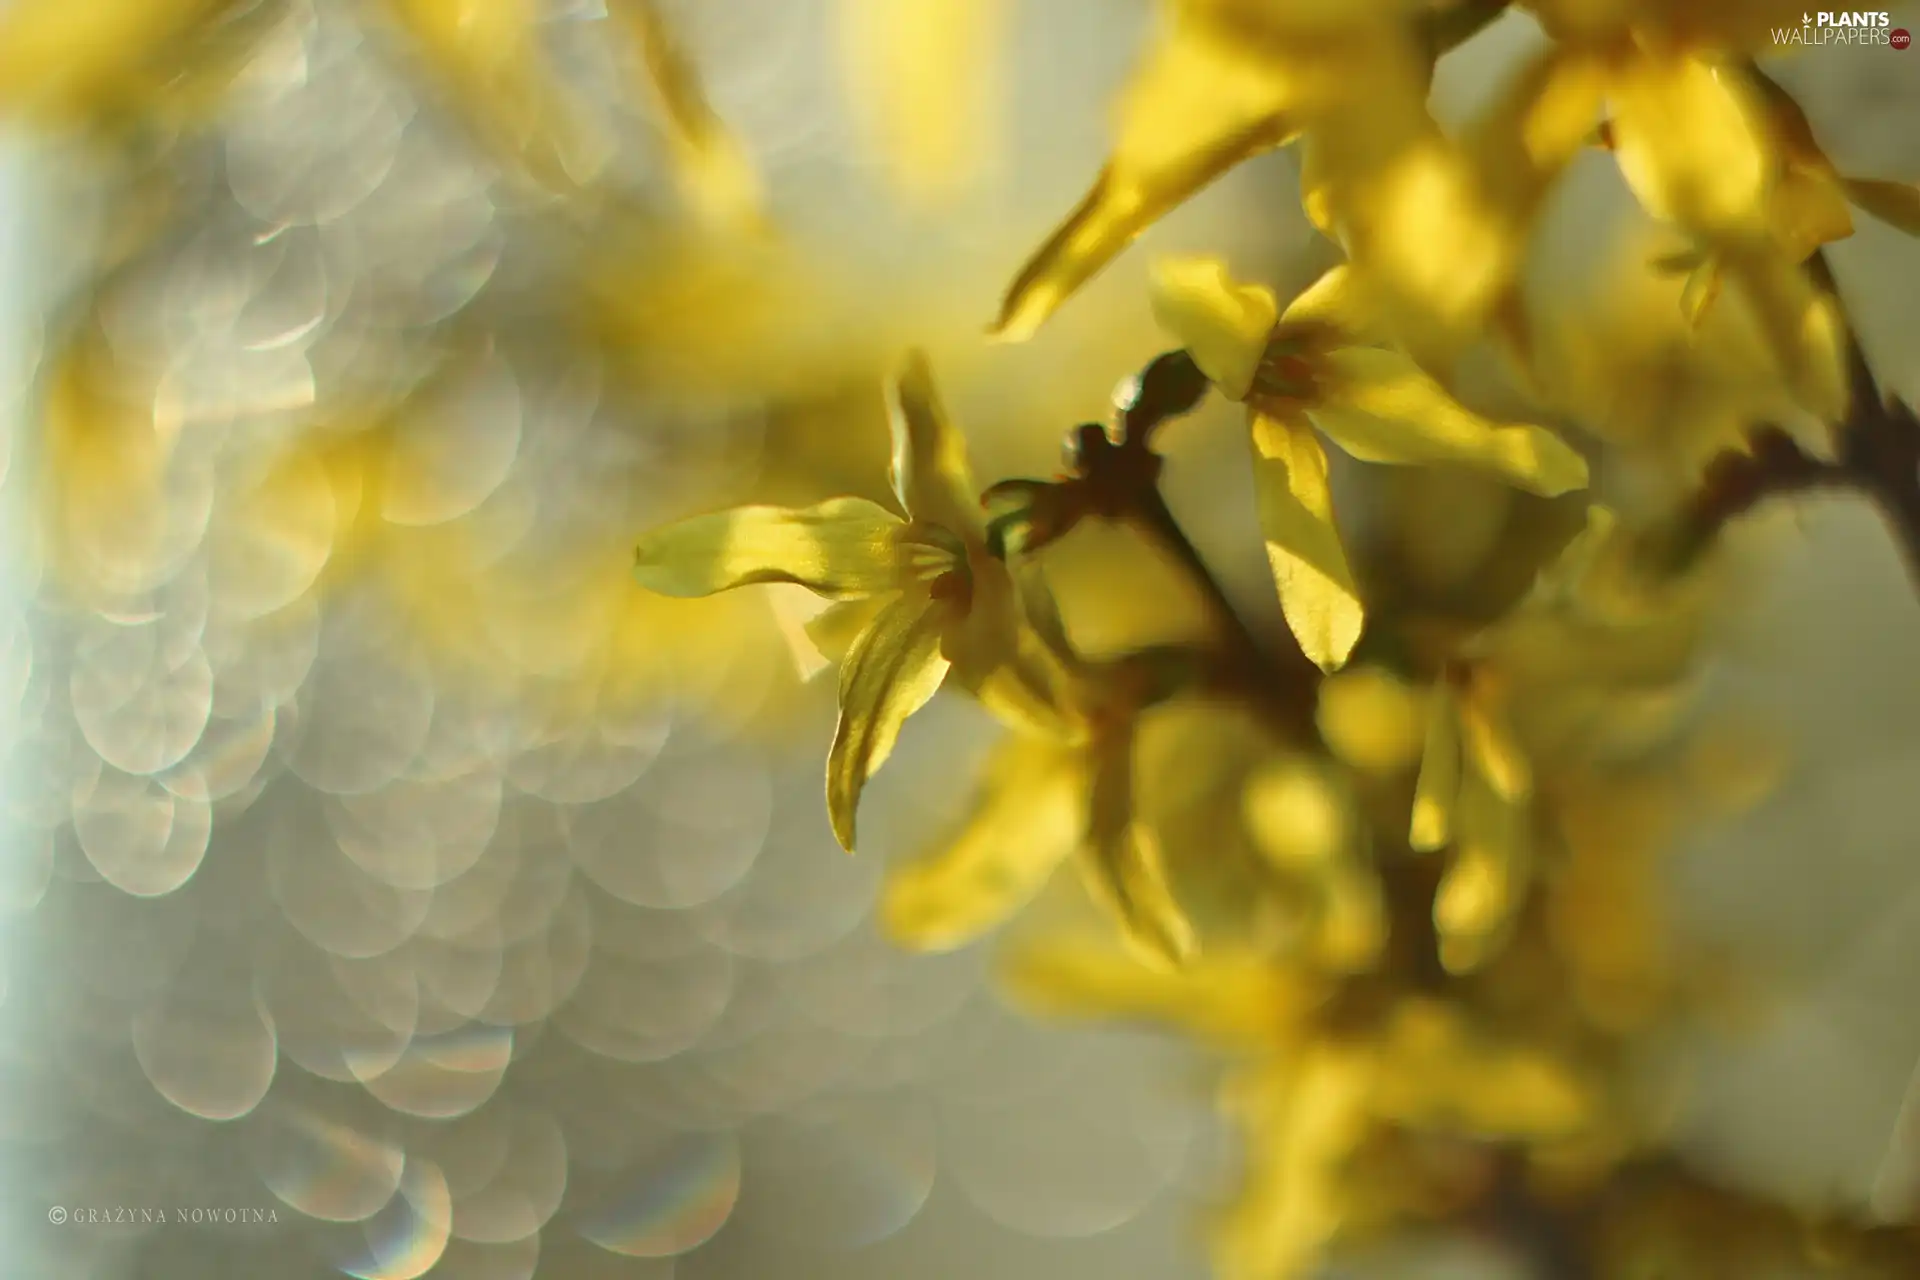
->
[1667,252,1920,586]
[1464,1152,1920,1279]
[1471,1148,1599,1280]
[1123,480,1322,732]
[1113,348,1211,452]
[1422,0,1512,57]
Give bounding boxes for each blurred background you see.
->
[0,2,1916,1277]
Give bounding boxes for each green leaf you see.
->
[1250,410,1365,672]
[1309,347,1588,496]
[879,736,1083,951]
[825,593,954,852]
[634,497,903,599]
[1079,725,1196,969]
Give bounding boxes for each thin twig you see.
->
[1474,1148,1600,1280]
[1125,484,1322,737]
[1112,349,1211,454]
[983,348,1323,736]
[1110,351,1323,733]
[1668,251,1920,585]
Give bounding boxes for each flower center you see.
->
[895,523,973,612]
[1250,339,1323,405]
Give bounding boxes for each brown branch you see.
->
[1112,348,1211,453]
[1827,295,1920,585]
[1470,1148,1600,1280]
[1666,253,1920,585]
[1421,0,1513,58]
[982,348,1322,737]
[1123,481,1322,736]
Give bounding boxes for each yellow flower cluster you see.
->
[10,0,1920,1276]
[626,1,1920,1273]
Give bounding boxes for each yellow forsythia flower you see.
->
[1147,255,1588,672]
[989,0,1433,342]
[634,352,1042,852]
[881,696,1200,969]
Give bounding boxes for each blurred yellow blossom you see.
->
[837,0,1007,206]
[0,0,268,135]
[1003,936,1607,1280]
[1297,40,1606,377]
[990,0,1433,342]
[633,352,1065,852]
[878,647,1207,967]
[1314,664,1429,775]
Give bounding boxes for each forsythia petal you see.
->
[1492,47,1608,200]
[990,2,1318,342]
[1315,665,1428,773]
[1001,941,1321,1048]
[38,336,180,599]
[582,232,884,400]
[1296,136,1336,236]
[1722,248,1848,423]
[1410,683,1461,853]
[1457,683,1533,803]
[1678,253,1725,330]
[1215,1047,1375,1280]
[1276,264,1378,345]
[1317,865,1388,974]
[1377,1001,1593,1140]
[1769,162,1854,262]
[0,0,237,124]
[766,585,838,682]
[1607,51,1770,242]
[1303,115,1518,374]
[879,738,1084,951]
[837,0,1005,204]
[826,595,955,852]
[1243,756,1351,872]
[1249,412,1365,671]
[1082,728,1197,969]
[383,0,602,188]
[1149,257,1280,399]
[802,596,888,668]
[633,497,903,600]
[1434,851,1507,975]
[615,0,767,231]
[1453,1049,1592,1140]
[1310,347,1589,496]
[1434,768,1529,975]
[888,350,983,539]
